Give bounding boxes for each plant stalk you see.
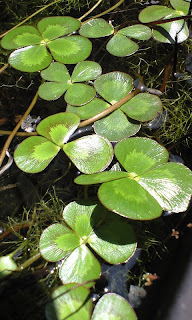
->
[17,252,41,271]
[79,0,103,21]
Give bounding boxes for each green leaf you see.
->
[88,212,137,264]
[71,61,102,82]
[98,177,162,220]
[94,72,133,104]
[37,113,80,146]
[121,93,163,121]
[118,24,152,40]
[38,82,69,100]
[74,171,129,185]
[45,284,92,320]
[139,5,175,23]
[114,137,168,175]
[94,109,140,142]
[106,34,139,57]
[66,98,110,120]
[40,62,71,82]
[8,45,52,72]
[14,136,60,173]
[79,18,114,38]
[92,293,137,320]
[40,223,80,262]
[38,16,81,40]
[170,0,190,14]
[1,26,42,49]
[139,162,192,212]
[64,135,113,174]
[0,255,17,279]
[65,83,96,106]
[48,36,92,64]
[59,245,101,285]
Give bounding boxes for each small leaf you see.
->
[64,135,113,174]
[71,61,102,82]
[1,26,42,49]
[0,255,17,279]
[121,93,163,121]
[94,109,140,142]
[40,223,80,262]
[114,137,168,175]
[139,5,175,23]
[92,293,137,320]
[38,16,80,40]
[79,18,114,38]
[37,113,80,146]
[45,284,92,320]
[119,24,152,40]
[59,245,101,285]
[94,72,133,104]
[139,162,192,212]
[106,34,139,57]
[75,171,129,185]
[38,82,69,100]
[14,136,60,173]
[8,45,52,72]
[66,98,110,120]
[48,36,92,64]
[65,83,96,106]
[40,62,70,82]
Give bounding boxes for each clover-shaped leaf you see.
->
[1,17,92,72]
[75,137,192,220]
[14,113,113,174]
[45,284,92,320]
[39,61,101,104]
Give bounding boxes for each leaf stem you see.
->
[78,87,140,128]
[0,130,37,137]
[0,64,9,73]
[17,252,41,271]
[79,0,103,22]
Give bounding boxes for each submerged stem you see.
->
[79,0,103,21]
[17,252,41,271]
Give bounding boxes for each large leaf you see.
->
[65,83,96,106]
[114,137,168,175]
[139,5,175,23]
[37,113,80,146]
[106,34,139,57]
[45,284,92,320]
[119,24,152,40]
[1,26,42,49]
[59,245,101,285]
[92,293,137,320]
[71,61,102,82]
[8,45,52,72]
[37,16,81,40]
[39,223,80,262]
[63,135,113,174]
[94,72,133,104]
[79,18,114,38]
[139,162,192,212]
[121,93,163,122]
[14,136,60,173]
[94,109,140,142]
[48,36,92,64]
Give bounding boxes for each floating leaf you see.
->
[40,223,80,262]
[106,34,139,57]
[79,18,114,38]
[1,26,42,49]
[59,245,101,285]
[94,72,133,104]
[92,293,137,320]
[121,93,163,122]
[38,82,69,100]
[75,171,129,185]
[94,109,140,142]
[170,0,190,14]
[37,16,80,40]
[48,36,92,64]
[40,62,70,82]
[119,24,152,40]
[45,284,92,320]
[14,136,60,173]
[64,83,96,106]
[71,61,102,82]
[139,5,175,23]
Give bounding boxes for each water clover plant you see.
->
[38,60,102,104]
[67,71,163,141]
[14,113,113,173]
[0,17,92,72]
[79,18,152,57]
[39,201,136,285]
[139,1,190,44]
[75,137,192,220]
